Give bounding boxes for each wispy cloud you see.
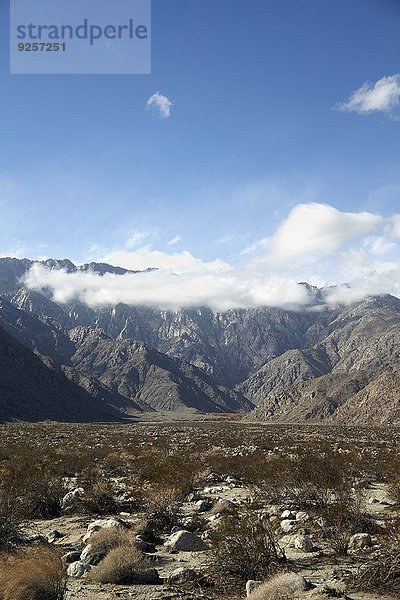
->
[167,234,182,246]
[23,203,400,311]
[146,92,173,119]
[335,74,400,117]
[126,229,154,249]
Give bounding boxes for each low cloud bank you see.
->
[23,203,400,311]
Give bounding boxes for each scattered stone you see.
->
[281,510,296,520]
[349,533,372,550]
[134,536,156,552]
[80,545,93,562]
[225,476,237,484]
[186,492,201,502]
[195,499,212,512]
[67,561,93,578]
[164,530,207,551]
[280,519,296,533]
[169,567,203,583]
[208,514,220,521]
[182,517,200,531]
[294,535,313,552]
[83,517,128,541]
[295,511,310,522]
[62,487,84,507]
[47,529,63,543]
[63,551,81,563]
[368,497,380,504]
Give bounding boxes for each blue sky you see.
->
[2,0,400,308]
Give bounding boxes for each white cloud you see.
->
[167,235,182,246]
[102,247,229,275]
[146,92,173,119]
[250,203,383,266]
[126,230,153,249]
[22,203,400,311]
[336,74,400,116]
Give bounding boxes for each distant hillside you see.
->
[245,365,400,426]
[0,325,139,423]
[1,257,400,424]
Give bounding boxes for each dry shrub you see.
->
[89,527,136,555]
[133,449,202,495]
[79,480,120,515]
[254,450,351,511]
[0,546,66,600]
[2,456,65,519]
[248,572,305,600]
[142,485,182,537]
[208,506,286,588]
[321,498,377,555]
[90,546,159,584]
[205,448,268,483]
[349,548,400,594]
[0,485,23,551]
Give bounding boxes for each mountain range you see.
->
[0,257,400,424]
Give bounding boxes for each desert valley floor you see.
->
[1,420,400,600]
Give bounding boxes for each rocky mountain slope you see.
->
[0,325,140,422]
[69,327,252,413]
[0,294,252,420]
[245,365,400,425]
[1,257,400,424]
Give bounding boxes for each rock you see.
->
[368,497,380,504]
[288,573,310,589]
[83,517,128,541]
[169,567,203,583]
[87,517,127,533]
[63,551,81,563]
[67,561,93,578]
[80,544,105,565]
[195,499,212,512]
[134,536,156,552]
[225,476,237,484]
[354,479,369,489]
[47,529,63,543]
[183,517,200,531]
[80,545,93,562]
[84,552,105,566]
[349,533,372,550]
[62,487,84,507]
[294,535,313,552]
[280,519,296,533]
[279,534,297,547]
[186,492,201,502]
[281,510,296,520]
[164,530,207,551]
[295,511,310,522]
[217,498,235,509]
[171,526,185,534]
[208,514,220,521]
[246,580,262,596]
